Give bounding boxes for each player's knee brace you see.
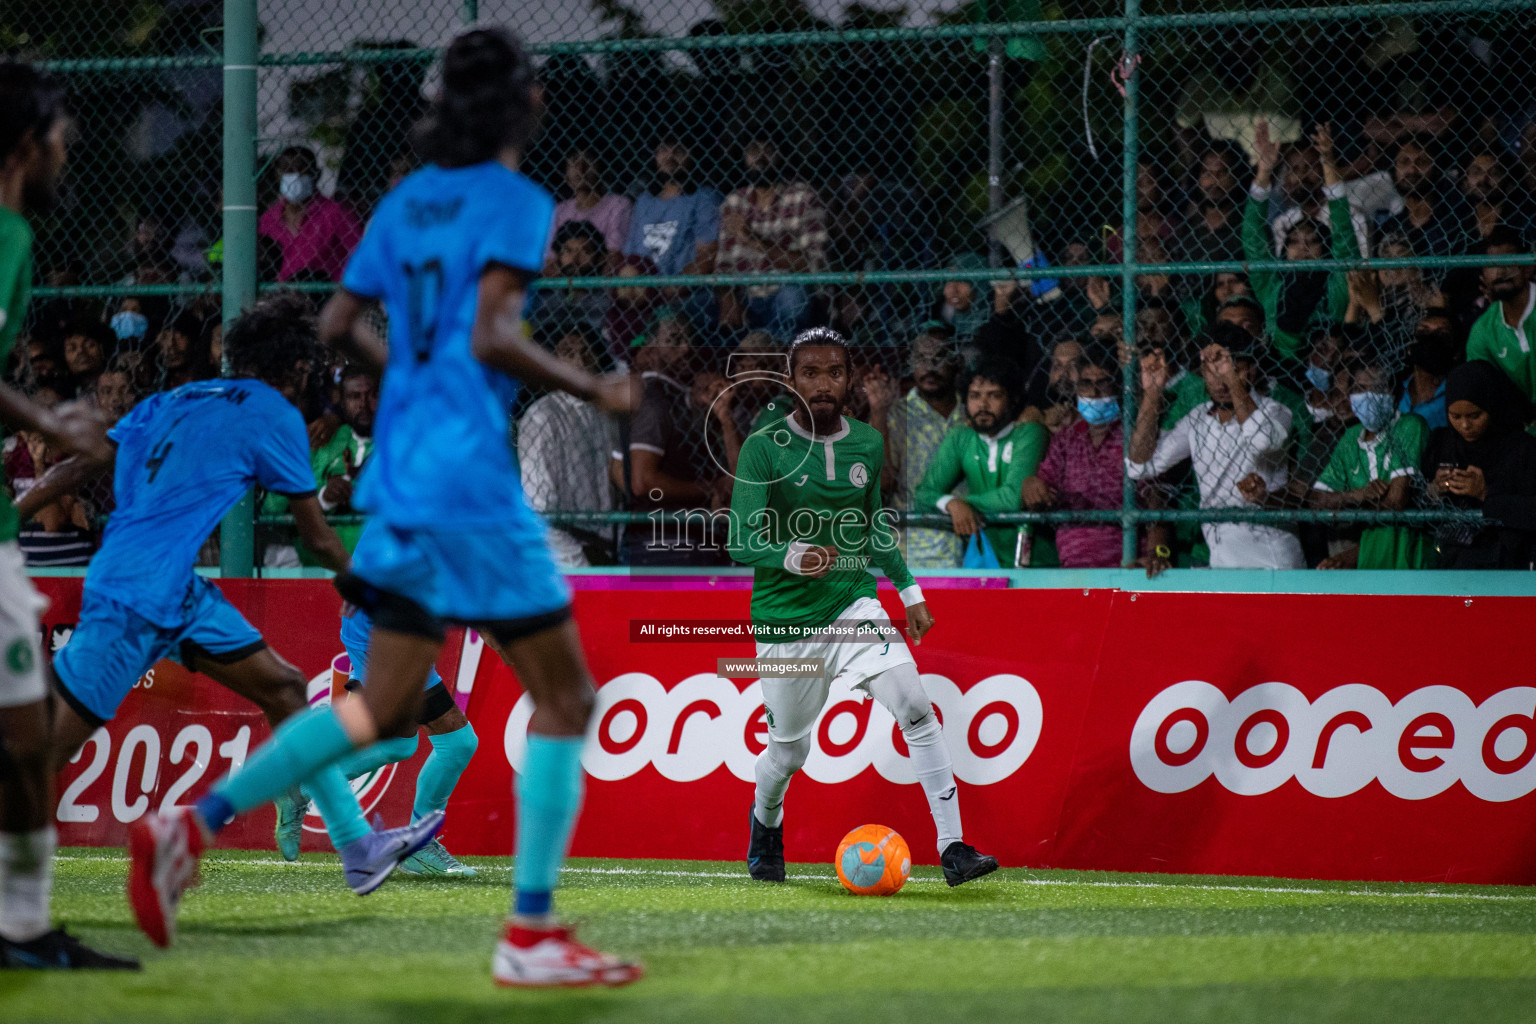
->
[765,734,811,775]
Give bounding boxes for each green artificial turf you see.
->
[3,849,1535,1023]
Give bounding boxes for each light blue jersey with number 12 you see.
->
[341,161,554,531]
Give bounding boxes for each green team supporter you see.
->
[1466,281,1536,401]
[0,207,33,543]
[262,425,367,561]
[1312,412,1430,569]
[914,420,1046,565]
[728,415,914,634]
[1242,187,1353,364]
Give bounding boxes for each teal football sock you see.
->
[414,724,478,821]
[301,765,371,849]
[512,735,585,917]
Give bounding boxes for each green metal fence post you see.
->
[463,1,479,24]
[219,0,258,578]
[1118,0,1141,567]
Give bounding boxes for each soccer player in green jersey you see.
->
[728,327,998,887]
[0,63,132,970]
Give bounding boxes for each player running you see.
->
[29,293,446,917]
[274,591,480,878]
[129,26,643,987]
[728,327,999,887]
[0,62,135,971]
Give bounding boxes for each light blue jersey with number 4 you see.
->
[341,161,554,530]
[86,378,317,628]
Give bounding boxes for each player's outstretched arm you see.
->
[473,265,634,415]
[289,495,351,575]
[318,289,388,374]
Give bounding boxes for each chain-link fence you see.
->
[9,0,1535,572]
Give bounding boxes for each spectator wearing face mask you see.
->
[1024,336,1086,433]
[1024,345,1168,569]
[1424,359,1536,569]
[257,145,363,282]
[1398,310,1459,430]
[1308,356,1431,570]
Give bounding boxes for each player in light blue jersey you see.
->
[133,28,642,987]
[32,296,446,929]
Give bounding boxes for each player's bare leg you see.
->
[489,618,642,988]
[866,664,997,886]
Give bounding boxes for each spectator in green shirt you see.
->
[1308,357,1431,569]
[1465,227,1536,400]
[1243,121,1355,365]
[916,358,1047,566]
[262,365,376,565]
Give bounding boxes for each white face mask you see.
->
[279,173,316,203]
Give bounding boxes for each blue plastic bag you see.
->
[962,531,1001,569]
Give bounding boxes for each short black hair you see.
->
[223,291,321,389]
[0,62,67,167]
[788,326,849,374]
[412,26,539,168]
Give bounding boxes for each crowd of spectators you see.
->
[12,14,1536,572]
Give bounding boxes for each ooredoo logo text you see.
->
[504,673,1042,785]
[1132,681,1536,802]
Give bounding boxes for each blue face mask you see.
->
[1305,365,1331,392]
[111,310,148,342]
[1077,395,1120,426]
[1350,392,1395,433]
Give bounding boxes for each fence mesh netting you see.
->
[6,0,1533,569]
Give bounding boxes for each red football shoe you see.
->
[127,808,205,948]
[492,922,643,988]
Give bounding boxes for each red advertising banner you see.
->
[43,576,1536,884]
[42,578,461,853]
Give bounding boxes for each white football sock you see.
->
[869,664,962,853]
[753,735,809,828]
[0,827,56,943]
